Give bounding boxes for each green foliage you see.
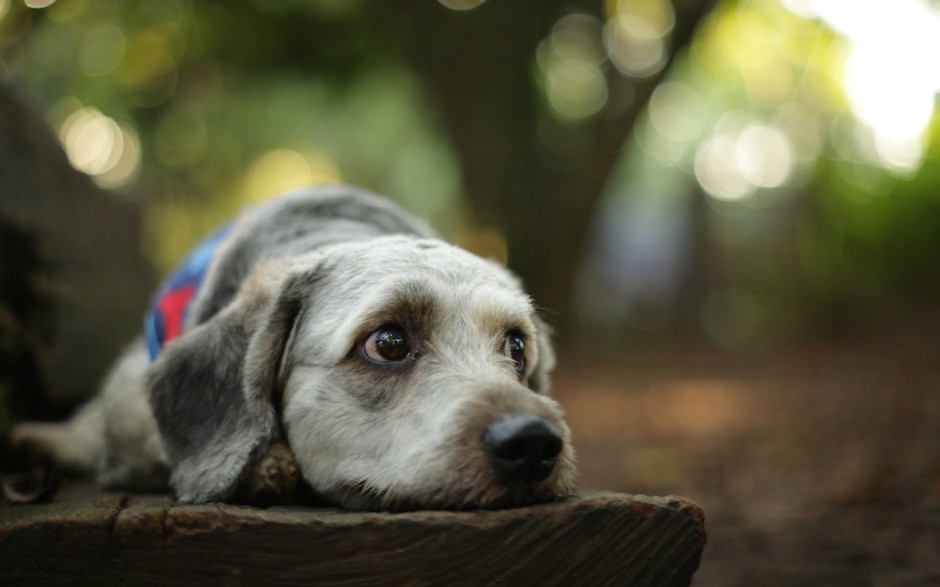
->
[3,0,938,344]
[4,0,460,270]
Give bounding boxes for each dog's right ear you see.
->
[528,313,556,394]
[148,262,316,503]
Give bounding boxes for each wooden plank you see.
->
[0,486,705,586]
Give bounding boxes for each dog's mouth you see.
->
[327,478,573,513]
[317,413,579,512]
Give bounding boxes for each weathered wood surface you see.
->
[0,484,705,586]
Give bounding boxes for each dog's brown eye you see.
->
[505,331,525,374]
[365,326,410,362]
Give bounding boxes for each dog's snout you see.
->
[482,415,562,483]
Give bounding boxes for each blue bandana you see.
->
[143,224,232,361]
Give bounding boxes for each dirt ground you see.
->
[552,336,940,587]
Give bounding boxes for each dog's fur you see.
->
[11,186,576,510]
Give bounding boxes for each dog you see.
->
[11,186,576,511]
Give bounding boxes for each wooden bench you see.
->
[1,484,705,586]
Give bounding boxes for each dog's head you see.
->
[149,235,576,510]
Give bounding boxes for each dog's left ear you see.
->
[148,264,314,503]
[528,314,556,393]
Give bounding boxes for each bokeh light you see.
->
[695,133,753,202]
[537,14,608,122]
[248,148,340,203]
[603,0,673,79]
[8,0,939,353]
[57,104,141,189]
[735,124,794,189]
[694,119,795,202]
[639,81,706,167]
[97,123,141,190]
[604,16,666,78]
[59,107,120,173]
[648,82,705,144]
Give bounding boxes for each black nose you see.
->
[482,416,563,483]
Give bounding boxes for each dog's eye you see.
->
[505,331,526,374]
[364,326,410,362]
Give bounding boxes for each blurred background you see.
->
[1,0,938,584]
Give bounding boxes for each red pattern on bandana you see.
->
[157,283,197,343]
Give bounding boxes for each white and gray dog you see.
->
[12,186,576,510]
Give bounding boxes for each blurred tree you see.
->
[575,0,940,346]
[1,0,938,410]
[1,0,714,344]
[397,0,714,324]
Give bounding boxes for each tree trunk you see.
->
[397,0,714,335]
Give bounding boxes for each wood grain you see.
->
[0,485,705,586]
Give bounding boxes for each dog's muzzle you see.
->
[482,415,563,483]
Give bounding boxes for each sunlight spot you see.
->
[783,0,940,174]
[24,0,56,8]
[0,0,10,21]
[777,0,815,19]
[843,40,937,141]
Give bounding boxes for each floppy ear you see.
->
[528,314,556,393]
[148,265,312,503]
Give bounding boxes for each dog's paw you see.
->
[237,441,300,505]
[4,426,63,504]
